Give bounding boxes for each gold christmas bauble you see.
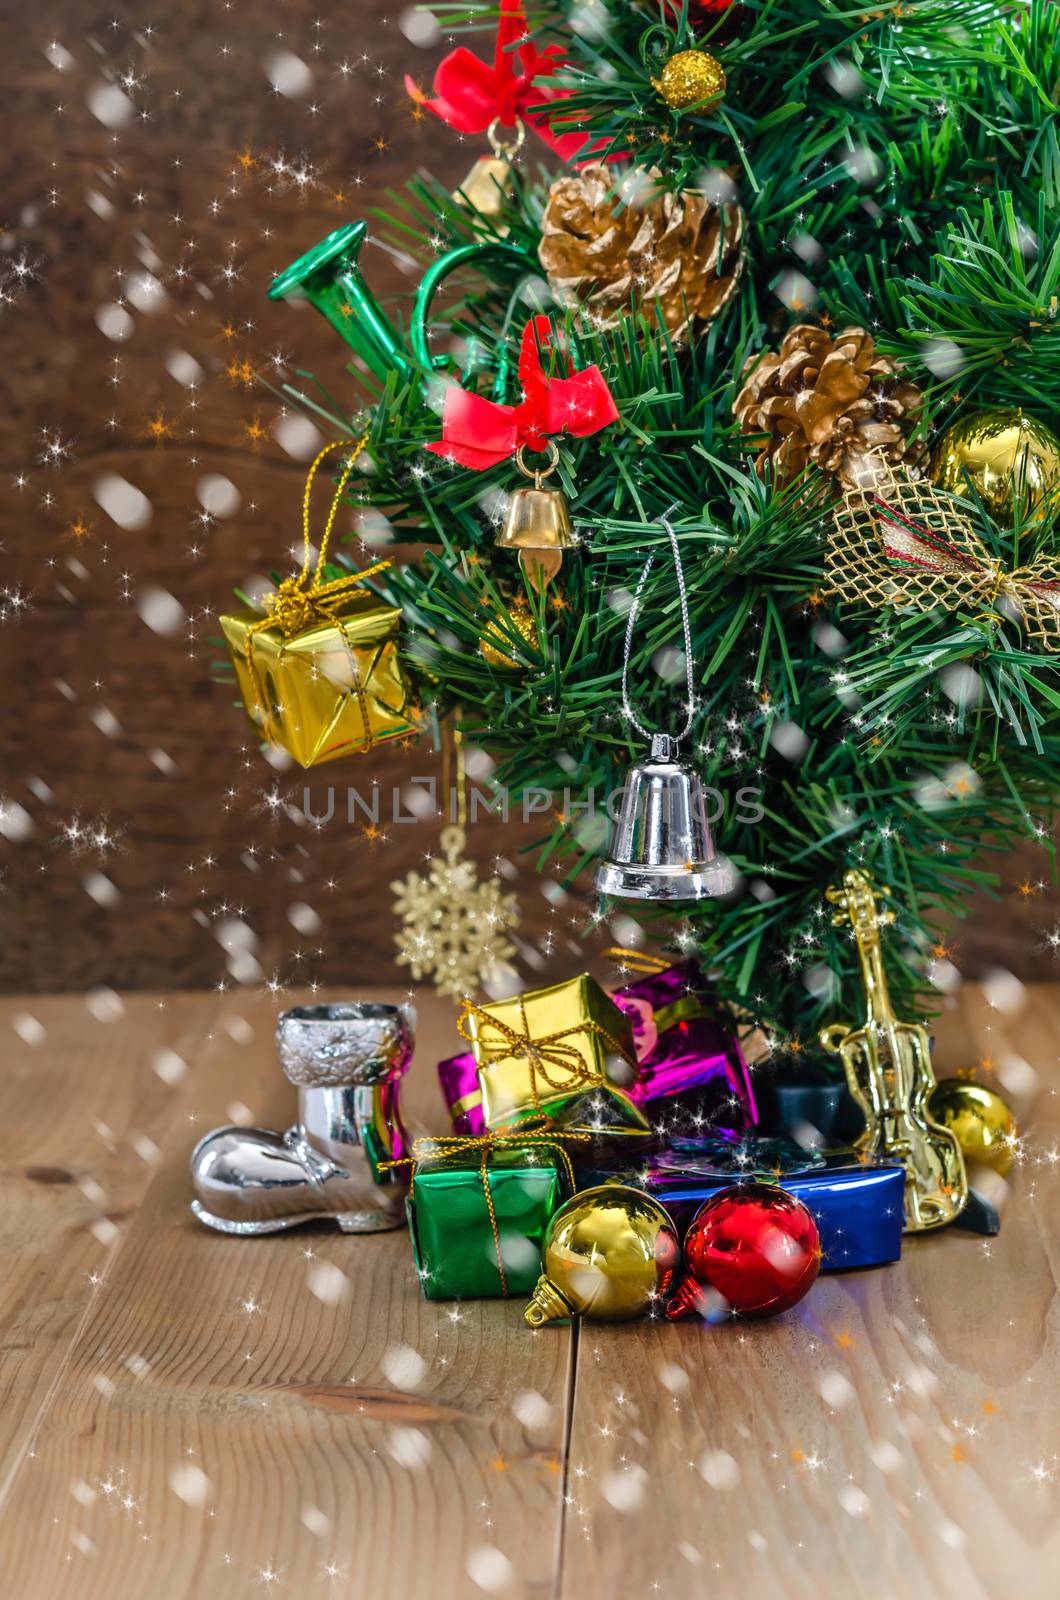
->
[524,1185,680,1325]
[653,49,726,111]
[927,1079,1017,1177]
[479,596,538,668]
[931,408,1060,524]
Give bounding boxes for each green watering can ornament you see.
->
[267,220,534,385]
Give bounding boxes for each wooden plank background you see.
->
[2,0,1059,996]
[0,983,1056,1598]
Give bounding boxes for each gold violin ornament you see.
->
[819,870,968,1233]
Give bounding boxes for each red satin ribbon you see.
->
[405,0,590,162]
[426,316,619,472]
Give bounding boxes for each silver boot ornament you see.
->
[190,1001,414,1235]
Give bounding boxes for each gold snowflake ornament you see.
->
[391,825,520,998]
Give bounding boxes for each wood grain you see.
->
[0,993,218,1500]
[0,988,574,1600]
[0,0,585,997]
[559,987,1060,1600]
[2,0,1058,995]
[1,985,1058,1597]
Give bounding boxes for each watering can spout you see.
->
[267,222,412,384]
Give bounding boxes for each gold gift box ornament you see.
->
[221,436,416,767]
[460,974,651,1137]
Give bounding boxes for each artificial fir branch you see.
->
[246,0,1060,1043]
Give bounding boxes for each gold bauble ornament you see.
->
[480,595,538,668]
[931,408,1060,524]
[524,1185,680,1326]
[652,49,726,111]
[927,1078,1017,1177]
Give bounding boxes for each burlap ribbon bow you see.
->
[826,465,1060,650]
[245,434,392,740]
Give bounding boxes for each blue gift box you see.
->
[639,1136,904,1272]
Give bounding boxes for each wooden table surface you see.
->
[1,984,1057,1600]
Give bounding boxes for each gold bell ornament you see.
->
[426,315,619,590]
[453,116,524,231]
[497,441,574,591]
[524,1184,681,1326]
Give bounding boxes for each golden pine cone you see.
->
[538,163,745,342]
[733,324,923,488]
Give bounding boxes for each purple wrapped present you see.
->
[437,1050,486,1137]
[611,959,757,1135]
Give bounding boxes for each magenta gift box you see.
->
[612,959,757,1134]
[437,1049,486,1136]
[439,960,756,1140]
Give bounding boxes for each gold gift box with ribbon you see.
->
[221,592,414,768]
[461,974,650,1136]
[220,434,416,768]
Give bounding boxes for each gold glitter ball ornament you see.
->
[653,49,726,111]
[927,1078,1017,1177]
[931,408,1060,525]
[479,595,539,669]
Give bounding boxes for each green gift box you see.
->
[406,1141,573,1301]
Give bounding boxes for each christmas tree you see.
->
[251,0,1060,1055]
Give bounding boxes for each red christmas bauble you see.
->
[667,1182,821,1321]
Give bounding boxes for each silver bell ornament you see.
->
[596,509,736,904]
[596,733,736,901]
[190,1001,414,1235]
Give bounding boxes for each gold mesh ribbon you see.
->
[825,463,1060,649]
[458,994,635,1117]
[245,434,393,743]
[379,1127,589,1297]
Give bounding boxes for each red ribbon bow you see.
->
[425,316,619,472]
[405,0,590,162]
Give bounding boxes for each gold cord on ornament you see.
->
[602,946,671,975]
[245,433,392,746]
[984,560,1008,609]
[441,712,468,830]
[379,1125,589,1297]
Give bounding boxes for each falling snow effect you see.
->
[3,2,1060,1595]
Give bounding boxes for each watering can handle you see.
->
[409,240,537,375]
